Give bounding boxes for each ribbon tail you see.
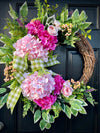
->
[7,87,22,114]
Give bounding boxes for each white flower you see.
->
[47,25,58,36]
[54,19,61,30]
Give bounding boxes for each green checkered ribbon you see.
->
[13,56,27,72]
[31,55,60,71]
[44,55,60,67]
[31,58,44,71]
[7,87,22,113]
[13,55,60,83]
[13,71,25,84]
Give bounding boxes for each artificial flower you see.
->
[25,20,44,35]
[38,30,58,51]
[54,19,61,30]
[54,75,65,95]
[34,95,57,110]
[13,34,48,62]
[47,25,58,36]
[21,72,55,100]
[61,81,73,97]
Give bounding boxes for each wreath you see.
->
[0,0,96,131]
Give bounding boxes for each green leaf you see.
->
[0,47,13,57]
[78,22,91,30]
[79,106,87,114]
[42,112,54,123]
[23,100,31,117]
[64,9,68,21]
[70,99,83,111]
[42,12,48,25]
[72,9,79,23]
[53,102,61,111]
[9,80,19,90]
[0,34,14,49]
[42,112,49,123]
[39,119,47,131]
[60,9,68,22]
[1,79,15,87]
[61,102,65,111]
[64,105,71,119]
[79,10,87,22]
[20,2,28,18]
[0,88,6,94]
[52,102,61,118]
[71,108,78,117]
[49,115,54,123]
[67,95,76,100]
[34,110,41,123]
[0,94,8,109]
[0,55,12,64]
[8,4,18,19]
[61,103,71,119]
[87,97,94,106]
[78,99,88,106]
[46,123,51,129]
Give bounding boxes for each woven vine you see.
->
[75,33,95,84]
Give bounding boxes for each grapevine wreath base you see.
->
[0,0,96,131]
[75,32,95,84]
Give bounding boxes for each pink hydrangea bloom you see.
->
[34,95,57,110]
[25,20,44,35]
[21,72,55,100]
[61,81,73,97]
[13,34,48,62]
[26,20,58,51]
[38,30,58,51]
[54,75,65,95]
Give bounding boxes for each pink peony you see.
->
[54,75,65,95]
[25,20,44,35]
[13,34,48,62]
[21,72,55,100]
[34,95,57,110]
[61,81,73,97]
[47,25,58,36]
[38,30,58,51]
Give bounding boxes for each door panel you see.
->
[0,0,100,133]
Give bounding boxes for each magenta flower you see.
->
[21,72,55,100]
[26,20,58,51]
[25,20,44,35]
[34,95,57,110]
[61,81,73,97]
[54,75,65,95]
[38,30,58,51]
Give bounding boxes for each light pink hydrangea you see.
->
[54,75,65,95]
[61,81,73,97]
[25,20,44,35]
[13,34,48,62]
[21,72,55,100]
[34,95,57,110]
